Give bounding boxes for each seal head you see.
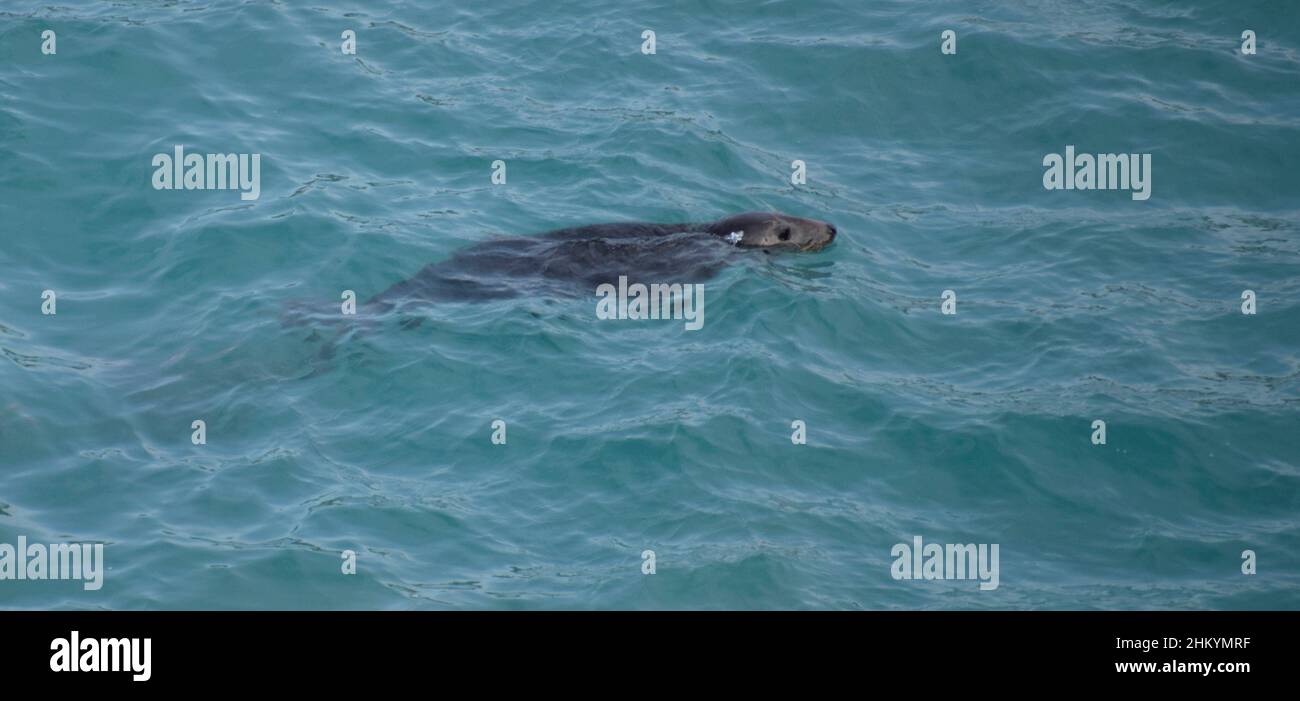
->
[706,211,838,252]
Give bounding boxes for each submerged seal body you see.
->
[367,211,837,311]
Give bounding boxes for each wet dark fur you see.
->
[367,212,837,312]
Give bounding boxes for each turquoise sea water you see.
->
[1,0,1298,610]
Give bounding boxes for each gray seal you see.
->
[367,211,837,310]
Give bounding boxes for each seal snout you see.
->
[804,220,837,251]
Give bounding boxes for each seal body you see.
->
[367,211,836,311]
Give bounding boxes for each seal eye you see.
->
[778,228,791,241]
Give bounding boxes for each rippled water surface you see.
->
[1,0,1298,609]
